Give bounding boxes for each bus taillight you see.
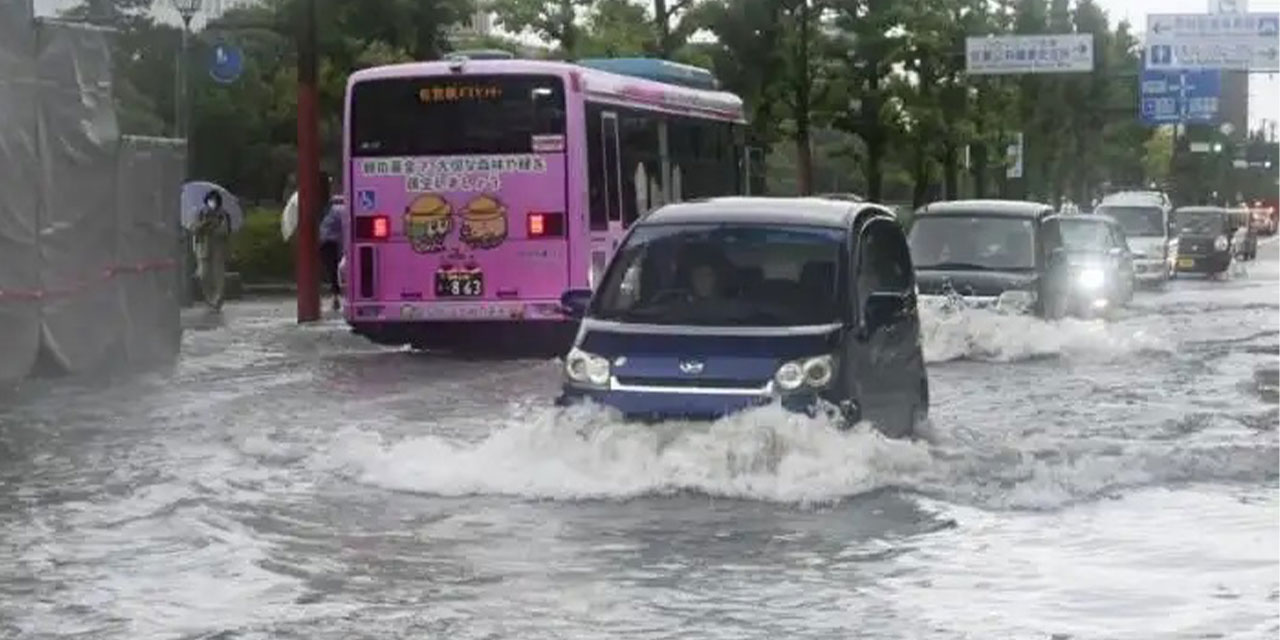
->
[527,212,564,238]
[356,215,390,240]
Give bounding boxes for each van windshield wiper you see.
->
[917,261,995,271]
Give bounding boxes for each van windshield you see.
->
[1174,210,1226,235]
[592,223,844,327]
[908,215,1036,271]
[1097,205,1164,237]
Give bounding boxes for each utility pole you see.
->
[295,0,321,322]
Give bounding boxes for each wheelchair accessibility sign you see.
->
[357,189,377,212]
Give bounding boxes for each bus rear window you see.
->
[351,74,566,157]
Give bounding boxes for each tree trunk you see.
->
[792,0,814,195]
[911,137,929,208]
[559,0,578,59]
[971,142,988,198]
[943,141,959,199]
[652,0,672,57]
[865,128,884,202]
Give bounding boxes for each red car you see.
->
[1251,199,1278,235]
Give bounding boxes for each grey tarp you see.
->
[0,0,40,383]
[115,136,184,367]
[0,10,184,385]
[35,21,124,374]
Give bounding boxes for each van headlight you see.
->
[1214,235,1228,251]
[1076,268,1106,290]
[774,355,834,391]
[564,347,611,387]
[996,290,1036,313]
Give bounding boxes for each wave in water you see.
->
[919,303,1172,363]
[316,403,1275,510]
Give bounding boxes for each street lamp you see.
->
[172,0,201,147]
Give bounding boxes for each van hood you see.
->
[915,269,1037,297]
[577,320,841,388]
[1127,235,1168,259]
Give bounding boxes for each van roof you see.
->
[916,199,1052,218]
[1099,191,1168,207]
[1045,212,1119,227]
[640,197,886,228]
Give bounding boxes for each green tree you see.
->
[830,0,907,201]
[488,0,591,58]
[580,0,651,57]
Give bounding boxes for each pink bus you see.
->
[341,56,749,352]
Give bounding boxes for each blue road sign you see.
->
[1139,68,1221,125]
[209,42,244,84]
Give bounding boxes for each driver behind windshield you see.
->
[678,248,733,303]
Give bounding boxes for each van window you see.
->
[908,215,1036,271]
[858,220,913,299]
[593,223,844,326]
[1097,205,1164,237]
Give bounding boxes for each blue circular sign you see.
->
[209,42,244,84]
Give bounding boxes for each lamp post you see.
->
[172,0,201,168]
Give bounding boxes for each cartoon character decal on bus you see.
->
[405,193,453,253]
[460,194,509,249]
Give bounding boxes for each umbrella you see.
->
[180,181,244,232]
[281,190,299,240]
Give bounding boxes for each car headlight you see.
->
[996,290,1036,313]
[1214,235,1228,251]
[564,347,610,387]
[1076,268,1106,290]
[774,355,834,392]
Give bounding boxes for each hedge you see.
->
[229,207,293,283]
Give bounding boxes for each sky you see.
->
[30,0,1280,134]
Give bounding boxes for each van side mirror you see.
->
[560,289,592,318]
[863,291,908,334]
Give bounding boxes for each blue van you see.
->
[557,197,928,439]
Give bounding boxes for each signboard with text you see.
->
[1139,68,1221,125]
[966,34,1094,74]
[1145,12,1280,71]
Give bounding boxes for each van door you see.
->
[851,216,923,436]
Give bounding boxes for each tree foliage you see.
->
[71,0,1215,206]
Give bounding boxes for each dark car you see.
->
[557,197,928,439]
[1039,213,1136,318]
[1172,207,1238,275]
[907,200,1056,315]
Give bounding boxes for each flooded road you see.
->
[1,240,1276,640]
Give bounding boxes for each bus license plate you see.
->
[435,270,483,298]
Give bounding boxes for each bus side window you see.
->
[619,109,661,225]
[586,104,608,231]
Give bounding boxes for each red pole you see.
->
[295,0,320,322]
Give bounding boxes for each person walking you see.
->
[319,194,345,312]
[192,190,232,310]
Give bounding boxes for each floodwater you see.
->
[1,241,1276,640]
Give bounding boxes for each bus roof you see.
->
[347,58,746,123]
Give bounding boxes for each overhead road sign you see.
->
[1139,68,1221,124]
[965,34,1094,74]
[1145,12,1280,71]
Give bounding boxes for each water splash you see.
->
[919,302,1172,363]
[317,402,1276,511]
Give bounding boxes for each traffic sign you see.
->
[965,34,1094,74]
[1139,68,1221,125]
[209,42,244,84]
[1146,12,1280,71]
